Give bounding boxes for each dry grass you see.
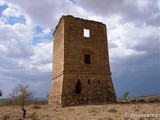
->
[32,105,41,109]
[2,115,10,120]
[0,103,159,120]
[108,107,117,113]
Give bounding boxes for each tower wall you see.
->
[49,18,64,105]
[49,15,116,106]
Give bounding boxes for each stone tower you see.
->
[49,15,116,106]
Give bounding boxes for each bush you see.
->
[28,99,47,105]
[1,100,13,106]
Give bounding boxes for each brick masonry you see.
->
[49,15,116,106]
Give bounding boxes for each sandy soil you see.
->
[0,103,159,120]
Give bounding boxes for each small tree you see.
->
[46,93,49,99]
[123,91,130,102]
[0,90,2,97]
[9,84,35,118]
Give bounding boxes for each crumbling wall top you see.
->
[53,15,105,35]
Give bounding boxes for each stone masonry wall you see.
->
[49,15,116,106]
[61,74,116,106]
[49,18,64,105]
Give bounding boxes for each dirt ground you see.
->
[0,103,159,120]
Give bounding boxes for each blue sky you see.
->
[0,0,159,99]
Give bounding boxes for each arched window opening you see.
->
[88,79,90,84]
[75,79,81,94]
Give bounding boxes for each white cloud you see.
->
[0,0,5,6]
[0,44,7,51]
[42,28,51,34]
[31,42,52,66]
[2,7,21,17]
[0,23,33,57]
[109,22,159,59]
[0,20,52,72]
[6,0,75,27]
[0,5,53,97]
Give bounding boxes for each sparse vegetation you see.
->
[123,91,130,102]
[0,95,159,119]
[46,93,49,99]
[0,99,13,106]
[0,103,159,120]
[108,108,117,113]
[0,99,47,107]
[28,112,38,120]
[2,115,9,120]
[9,84,35,118]
[31,99,47,105]
[134,108,139,111]
[32,105,41,109]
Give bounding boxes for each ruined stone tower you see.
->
[49,15,116,106]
